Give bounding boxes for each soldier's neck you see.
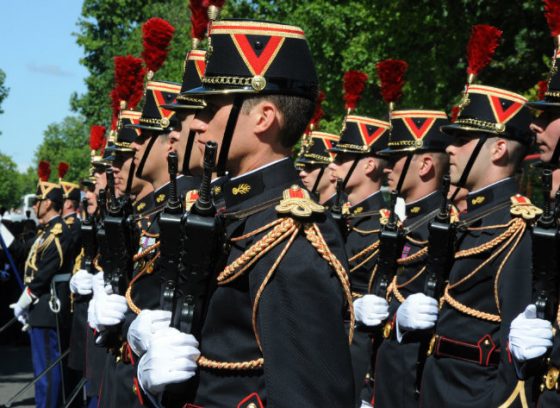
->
[348,180,382,206]
[134,183,154,203]
[319,182,336,204]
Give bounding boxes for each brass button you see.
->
[132,384,138,394]
[483,339,490,346]
[247,404,257,408]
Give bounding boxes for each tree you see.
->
[0,69,8,115]
[0,152,27,209]
[33,116,91,184]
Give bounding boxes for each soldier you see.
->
[327,114,390,405]
[10,161,73,408]
[419,84,537,406]
[59,167,82,262]
[371,110,450,407]
[507,7,560,404]
[296,131,339,207]
[137,19,355,407]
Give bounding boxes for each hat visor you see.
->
[328,146,369,155]
[376,147,417,156]
[295,157,329,165]
[127,123,167,132]
[184,84,259,97]
[105,145,134,154]
[526,100,560,111]
[161,102,205,111]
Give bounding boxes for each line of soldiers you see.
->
[8,1,560,407]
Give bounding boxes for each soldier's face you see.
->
[85,190,97,215]
[94,172,107,195]
[530,111,560,163]
[383,154,408,192]
[111,154,131,195]
[168,111,202,175]
[329,153,363,192]
[298,163,322,190]
[446,135,480,187]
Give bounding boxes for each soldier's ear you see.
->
[490,138,508,163]
[418,154,434,177]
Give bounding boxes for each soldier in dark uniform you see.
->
[370,110,450,408]
[60,179,82,262]
[420,84,537,407]
[327,114,390,406]
[296,131,339,207]
[137,19,355,407]
[506,22,560,406]
[10,164,73,408]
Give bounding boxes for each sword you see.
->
[0,317,17,335]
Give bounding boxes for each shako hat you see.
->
[35,161,63,204]
[165,50,207,111]
[107,110,142,153]
[297,131,340,166]
[330,116,390,155]
[128,81,181,132]
[185,19,318,100]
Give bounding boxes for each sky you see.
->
[0,1,88,171]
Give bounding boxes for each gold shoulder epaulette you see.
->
[184,189,199,212]
[64,217,74,225]
[275,185,325,218]
[51,223,63,235]
[510,194,542,221]
[379,208,391,225]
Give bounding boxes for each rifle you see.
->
[159,151,184,313]
[171,141,223,338]
[330,178,348,237]
[102,168,135,295]
[423,175,456,299]
[531,168,559,322]
[95,189,109,279]
[371,190,405,298]
[80,197,97,275]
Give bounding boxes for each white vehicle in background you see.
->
[1,194,38,225]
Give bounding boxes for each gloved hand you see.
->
[94,293,128,328]
[354,295,389,327]
[360,401,373,408]
[92,271,109,296]
[396,293,438,342]
[509,304,553,362]
[137,327,200,394]
[70,269,94,295]
[128,310,172,357]
[10,288,36,319]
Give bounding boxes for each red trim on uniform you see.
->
[133,377,145,405]
[127,343,135,365]
[358,122,386,146]
[489,96,523,123]
[183,404,204,408]
[477,334,496,366]
[506,341,512,364]
[288,186,305,198]
[237,393,264,408]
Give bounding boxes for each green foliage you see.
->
[33,116,91,184]
[0,152,29,209]
[0,69,8,116]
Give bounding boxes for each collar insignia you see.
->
[156,193,166,203]
[232,183,251,195]
[471,196,485,206]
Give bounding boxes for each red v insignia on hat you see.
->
[358,123,386,146]
[232,34,285,76]
[403,118,436,140]
[153,91,174,119]
[195,60,206,79]
[489,96,523,123]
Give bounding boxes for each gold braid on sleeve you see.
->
[125,252,160,315]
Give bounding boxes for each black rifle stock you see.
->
[159,151,184,312]
[372,190,405,298]
[102,168,134,295]
[531,168,559,322]
[330,178,348,236]
[80,198,97,275]
[172,141,223,339]
[423,175,456,299]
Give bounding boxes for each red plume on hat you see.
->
[306,90,326,134]
[90,125,107,151]
[376,59,408,111]
[343,71,368,112]
[110,55,145,126]
[190,0,209,46]
[544,0,560,37]
[538,80,549,100]
[58,162,69,180]
[142,18,175,78]
[466,24,502,80]
[38,160,51,182]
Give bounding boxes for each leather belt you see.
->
[430,334,500,366]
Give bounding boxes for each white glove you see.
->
[92,271,109,296]
[509,304,553,362]
[360,401,373,408]
[70,269,94,295]
[87,298,99,331]
[10,288,36,319]
[354,295,389,327]
[128,310,172,357]
[137,327,200,394]
[94,293,128,327]
[396,293,438,342]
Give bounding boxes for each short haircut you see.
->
[485,137,527,173]
[241,94,315,148]
[51,199,62,212]
[68,199,80,210]
[369,156,388,180]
